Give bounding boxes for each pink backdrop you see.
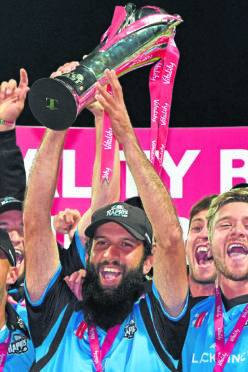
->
[17,126,248,242]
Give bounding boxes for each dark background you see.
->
[1,0,247,129]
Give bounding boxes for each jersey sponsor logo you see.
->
[8,334,28,355]
[192,351,248,365]
[124,317,137,339]
[192,312,208,328]
[194,312,208,328]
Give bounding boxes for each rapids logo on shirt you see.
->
[8,334,28,354]
[124,317,137,339]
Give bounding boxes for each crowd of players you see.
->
[0,65,247,371]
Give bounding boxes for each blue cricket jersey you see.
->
[25,266,188,371]
[57,228,86,277]
[1,302,35,371]
[182,294,248,371]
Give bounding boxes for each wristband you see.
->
[0,119,16,126]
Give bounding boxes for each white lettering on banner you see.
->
[24,148,200,201]
[121,150,200,199]
[23,149,37,181]
[62,150,91,198]
[120,150,142,199]
[164,150,201,198]
[24,149,59,197]
[220,150,248,193]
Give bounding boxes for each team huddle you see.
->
[0,65,247,372]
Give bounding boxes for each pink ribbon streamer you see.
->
[214,285,248,371]
[98,7,181,182]
[149,35,179,176]
[100,85,116,183]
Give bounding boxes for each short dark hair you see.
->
[189,194,218,227]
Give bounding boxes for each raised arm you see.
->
[95,70,188,317]
[24,129,68,302]
[0,69,29,200]
[51,62,121,248]
[77,99,120,247]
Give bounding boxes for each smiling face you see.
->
[0,210,24,280]
[186,209,216,285]
[210,202,248,282]
[88,222,148,290]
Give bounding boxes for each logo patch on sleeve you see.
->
[124,317,137,339]
[8,334,28,354]
[194,312,208,328]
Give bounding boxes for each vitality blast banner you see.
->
[17,126,248,243]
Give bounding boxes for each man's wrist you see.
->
[0,119,16,126]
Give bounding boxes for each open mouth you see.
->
[15,250,24,266]
[195,246,213,266]
[99,266,124,286]
[227,243,248,259]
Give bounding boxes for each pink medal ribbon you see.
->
[149,35,179,176]
[76,321,120,372]
[100,85,117,183]
[96,7,181,183]
[0,332,11,371]
[214,285,248,371]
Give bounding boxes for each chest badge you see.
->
[124,317,137,339]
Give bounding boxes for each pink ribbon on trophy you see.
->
[149,35,179,176]
[99,6,181,182]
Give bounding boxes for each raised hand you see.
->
[0,69,29,128]
[53,208,81,240]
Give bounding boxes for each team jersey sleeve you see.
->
[58,229,86,277]
[24,266,78,348]
[0,128,26,200]
[148,282,190,360]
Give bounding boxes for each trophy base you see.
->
[28,78,77,130]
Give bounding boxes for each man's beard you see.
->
[81,261,145,331]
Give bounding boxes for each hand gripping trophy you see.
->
[28,3,182,130]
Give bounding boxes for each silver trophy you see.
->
[28,3,182,130]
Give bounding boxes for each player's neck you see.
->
[218,275,248,300]
[188,276,215,297]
